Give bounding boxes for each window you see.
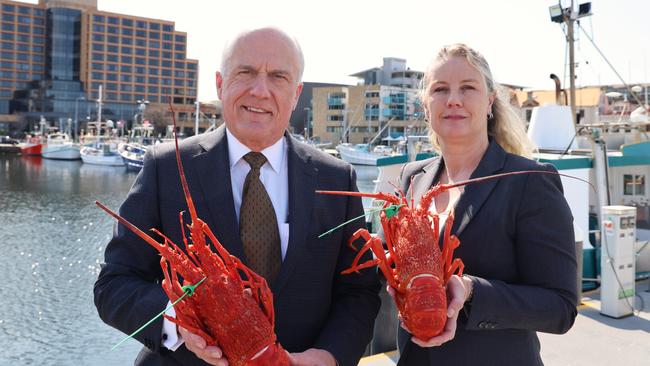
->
[93,24,105,32]
[121,46,132,54]
[149,31,160,39]
[623,174,646,196]
[162,60,172,68]
[149,50,159,58]
[326,126,343,132]
[149,23,160,30]
[107,26,118,34]
[149,41,159,49]
[107,36,119,44]
[175,35,186,43]
[121,37,132,45]
[107,17,118,25]
[122,18,133,27]
[162,51,172,59]
[92,53,104,61]
[121,56,132,63]
[120,74,132,82]
[328,115,344,121]
[120,66,132,73]
[107,54,118,62]
[174,44,185,52]
[328,104,345,110]
[163,24,173,32]
[136,20,147,29]
[93,15,105,23]
[163,42,173,50]
[107,45,118,53]
[92,34,104,42]
[148,67,159,75]
[136,29,146,38]
[91,62,104,70]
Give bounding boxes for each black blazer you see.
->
[397,140,578,366]
[94,126,381,366]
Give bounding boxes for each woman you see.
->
[396,44,578,365]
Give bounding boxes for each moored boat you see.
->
[42,133,81,160]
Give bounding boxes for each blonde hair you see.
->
[420,43,536,158]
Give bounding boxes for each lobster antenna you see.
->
[443,170,595,192]
[169,103,199,221]
[111,276,206,350]
[318,204,405,238]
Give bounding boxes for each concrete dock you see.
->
[359,278,650,366]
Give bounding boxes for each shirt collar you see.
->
[226,128,285,173]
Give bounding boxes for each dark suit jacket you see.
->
[94,126,381,366]
[397,140,578,366]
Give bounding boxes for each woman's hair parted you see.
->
[420,43,536,158]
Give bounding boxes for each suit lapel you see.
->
[191,125,246,260]
[274,134,317,293]
[451,140,507,236]
[409,158,443,205]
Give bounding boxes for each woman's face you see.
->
[423,56,495,147]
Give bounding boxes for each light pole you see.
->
[194,101,200,136]
[303,107,310,139]
[74,96,84,141]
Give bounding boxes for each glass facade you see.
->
[0,0,199,130]
[45,8,81,81]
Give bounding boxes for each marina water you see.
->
[0,155,376,365]
[0,156,141,365]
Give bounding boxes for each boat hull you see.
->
[42,144,81,160]
[21,143,43,156]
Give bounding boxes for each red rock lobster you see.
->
[318,170,575,340]
[96,111,289,366]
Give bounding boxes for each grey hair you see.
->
[220,27,305,82]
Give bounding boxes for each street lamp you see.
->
[74,96,85,141]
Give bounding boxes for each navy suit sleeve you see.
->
[313,165,382,366]
[94,147,169,352]
[465,164,578,334]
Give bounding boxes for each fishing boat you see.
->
[118,142,147,170]
[80,138,124,166]
[41,133,81,160]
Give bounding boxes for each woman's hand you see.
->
[387,274,471,347]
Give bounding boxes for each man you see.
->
[94,27,381,366]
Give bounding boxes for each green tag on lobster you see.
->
[111,276,206,350]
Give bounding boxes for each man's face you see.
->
[216,30,303,151]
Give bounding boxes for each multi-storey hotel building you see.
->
[0,0,205,134]
[311,58,427,145]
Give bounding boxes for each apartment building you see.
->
[311,58,426,145]
[0,0,202,134]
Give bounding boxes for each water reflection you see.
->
[0,155,141,365]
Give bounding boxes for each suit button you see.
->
[478,321,486,329]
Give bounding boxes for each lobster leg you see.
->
[342,228,398,289]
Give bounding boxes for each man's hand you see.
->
[288,348,337,366]
[178,327,229,366]
[387,274,469,347]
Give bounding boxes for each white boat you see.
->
[41,133,81,160]
[337,143,390,166]
[80,138,124,166]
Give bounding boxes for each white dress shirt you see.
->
[163,129,290,350]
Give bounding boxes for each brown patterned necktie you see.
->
[239,152,282,283]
